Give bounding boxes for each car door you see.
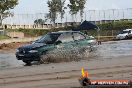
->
[72,32,91,52]
[56,32,75,53]
[37,33,61,54]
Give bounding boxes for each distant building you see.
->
[120,19,129,21]
[0,30,4,35]
[0,27,4,35]
[2,19,132,29]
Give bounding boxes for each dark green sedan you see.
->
[16,31,97,65]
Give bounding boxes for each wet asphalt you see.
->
[0,40,132,69]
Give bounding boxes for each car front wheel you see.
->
[23,60,32,66]
[125,35,129,39]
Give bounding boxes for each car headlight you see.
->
[28,50,38,53]
[16,49,19,52]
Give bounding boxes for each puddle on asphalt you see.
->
[97,40,132,58]
[0,40,132,69]
[0,53,24,69]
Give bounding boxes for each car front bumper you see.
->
[16,52,40,61]
[116,36,126,40]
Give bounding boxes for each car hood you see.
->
[19,43,46,50]
[117,33,128,36]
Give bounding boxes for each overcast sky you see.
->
[13,0,132,14]
[4,0,132,24]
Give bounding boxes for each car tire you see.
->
[40,51,50,64]
[125,35,129,39]
[23,60,32,66]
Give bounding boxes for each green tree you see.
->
[68,0,79,22]
[47,0,60,24]
[76,0,86,22]
[34,19,45,25]
[0,0,18,26]
[58,0,66,23]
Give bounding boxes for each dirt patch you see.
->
[0,42,29,50]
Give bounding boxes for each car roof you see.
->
[50,31,81,34]
[123,29,132,31]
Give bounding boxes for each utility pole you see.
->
[64,7,67,28]
[93,10,96,24]
[89,10,92,21]
[112,9,115,37]
[103,10,106,23]
[98,10,102,24]
[122,9,125,20]
[85,11,86,21]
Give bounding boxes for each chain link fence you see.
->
[2,8,132,29]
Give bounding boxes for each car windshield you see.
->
[120,31,129,34]
[35,33,61,44]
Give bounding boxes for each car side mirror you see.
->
[55,40,62,45]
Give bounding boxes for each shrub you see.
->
[5,20,132,37]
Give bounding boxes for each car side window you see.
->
[57,33,74,43]
[73,33,86,41]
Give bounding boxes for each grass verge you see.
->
[0,35,10,40]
